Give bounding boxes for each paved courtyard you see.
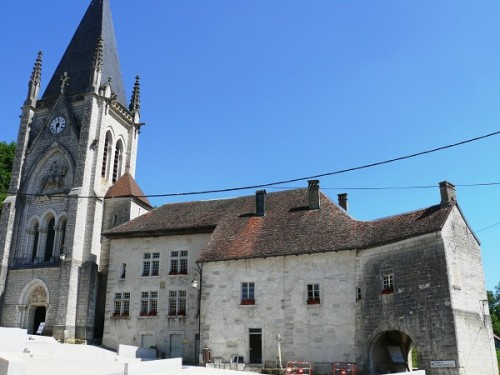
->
[0,328,257,375]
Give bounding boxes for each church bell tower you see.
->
[0,0,146,341]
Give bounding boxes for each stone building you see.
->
[103,181,498,375]
[0,1,498,375]
[0,0,151,341]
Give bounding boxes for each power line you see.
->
[1,181,500,198]
[1,130,500,200]
[476,221,500,233]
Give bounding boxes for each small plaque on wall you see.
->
[430,360,456,368]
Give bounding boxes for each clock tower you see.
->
[0,0,150,341]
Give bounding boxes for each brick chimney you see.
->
[256,190,267,216]
[308,180,320,209]
[439,181,456,206]
[338,193,348,211]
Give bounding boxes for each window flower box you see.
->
[112,312,121,317]
[169,270,178,276]
[307,298,320,305]
[148,310,157,316]
[178,270,188,275]
[241,298,255,305]
[168,310,177,317]
[121,312,129,318]
[140,311,148,317]
[381,287,394,295]
[177,309,186,316]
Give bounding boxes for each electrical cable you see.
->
[0,130,499,200]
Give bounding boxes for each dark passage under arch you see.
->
[33,306,46,334]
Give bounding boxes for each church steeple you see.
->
[42,0,126,105]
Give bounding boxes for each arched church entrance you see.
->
[33,306,46,334]
[368,330,414,375]
[18,279,50,334]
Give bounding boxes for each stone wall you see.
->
[355,232,457,374]
[200,251,357,369]
[442,207,498,375]
[103,233,211,364]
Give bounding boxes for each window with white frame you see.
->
[170,250,188,275]
[307,283,320,304]
[382,274,394,294]
[113,292,130,317]
[142,252,160,277]
[168,290,187,316]
[241,282,255,305]
[140,291,158,316]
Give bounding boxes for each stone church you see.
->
[0,1,498,375]
[0,0,151,341]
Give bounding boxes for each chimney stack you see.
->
[256,190,267,216]
[439,181,456,206]
[338,193,348,211]
[308,180,320,209]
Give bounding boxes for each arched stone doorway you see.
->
[368,330,413,375]
[18,279,50,334]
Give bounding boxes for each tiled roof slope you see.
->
[105,172,151,207]
[105,195,252,237]
[105,188,455,262]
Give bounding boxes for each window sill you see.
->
[139,275,161,279]
[381,288,394,295]
[111,315,129,319]
[168,315,187,320]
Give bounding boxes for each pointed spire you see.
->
[42,0,126,104]
[92,36,104,71]
[25,51,43,106]
[90,37,104,91]
[60,72,70,94]
[31,51,43,84]
[129,75,141,113]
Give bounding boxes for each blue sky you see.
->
[1,1,499,290]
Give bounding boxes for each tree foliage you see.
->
[487,283,500,337]
[0,141,16,206]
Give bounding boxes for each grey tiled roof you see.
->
[42,0,126,105]
[105,188,454,262]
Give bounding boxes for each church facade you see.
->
[0,0,150,341]
[0,1,498,375]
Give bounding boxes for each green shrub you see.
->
[496,349,499,373]
[260,369,284,375]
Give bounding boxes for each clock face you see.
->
[49,116,66,134]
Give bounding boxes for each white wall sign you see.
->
[430,360,456,368]
[36,322,45,335]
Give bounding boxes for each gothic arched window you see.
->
[31,222,39,263]
[59,218,67,257]
[112,140,123,183]
[101,132,112,179]
[44,217,56,262]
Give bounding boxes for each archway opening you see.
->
[369,330,413,375]
[33,306,46,334]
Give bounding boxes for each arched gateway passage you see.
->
[369,330,414,375]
